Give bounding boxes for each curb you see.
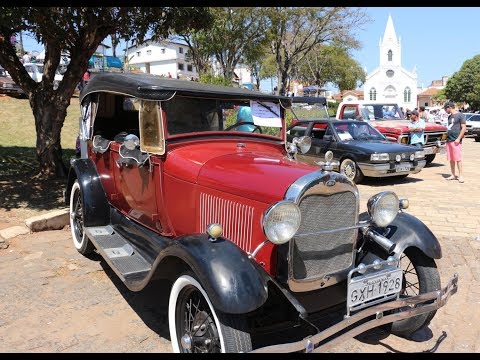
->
[25,208,70,232]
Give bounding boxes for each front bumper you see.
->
[251,273,458,353]
[423,142,446,156]
[358,160,426,177]
[0,87,25,96]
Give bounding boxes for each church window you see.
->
[386,70,394,78]
[388,50,393,61]
[404,87,411,102]
[369,88,377,101]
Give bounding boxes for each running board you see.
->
[85,225,151,282]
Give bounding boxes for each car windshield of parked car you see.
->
[333,122,385,141]
[360,104,404,120]
[288,102,329,122]
[162,96,284,140]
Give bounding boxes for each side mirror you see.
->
[323,134,334,142]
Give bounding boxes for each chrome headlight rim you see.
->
[367,191,400,228]
[370,152,390,162]
[262,200,301,245]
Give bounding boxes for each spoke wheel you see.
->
[169,273,252,353]
[390,247,441,338]
[69,180,95,255]
[340,158,363,183]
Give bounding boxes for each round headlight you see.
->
[263,201,301,245]
[367,191,399,228]
[409,153,415,161]
[395,154,401,162]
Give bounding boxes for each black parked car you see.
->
[287,119,426,183]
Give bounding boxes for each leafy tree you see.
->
[445,55,480,110]
[264,7,369,95]
[294,43,365,91]
[431,88,447,106]
[0,7,211,178]
[179,7,269,81]
[198,72,232,86]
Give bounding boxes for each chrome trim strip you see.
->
[250,273,458,353]
[294,223,369,237]
[199,192,254,253]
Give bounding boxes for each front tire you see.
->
[340,158,364,183]
[475,136,480,142]
[425,154,436,164]
[169,273,252,353]
[390,247,441,338]
[69,180,95,255]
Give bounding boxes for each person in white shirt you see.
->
[22,52,31,64]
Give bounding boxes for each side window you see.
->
[139,101,165,155]
[342,106,357,120]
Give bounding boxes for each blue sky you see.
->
[20,7,480,94]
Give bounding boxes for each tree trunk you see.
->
[30,88,70,179]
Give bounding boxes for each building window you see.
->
[187,64,193,72]
[161,48,165,54]
[178,63,184,71]
[404,87,411,102]
[179,47,183,54]
[369,88,377,101]
[386,69,394,78]
[136,51,141,57]
[388,50,393,61]
[146,50,152,56]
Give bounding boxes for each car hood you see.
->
[341,140,417,153]
[369,120,446,132]
[164,142,317,204]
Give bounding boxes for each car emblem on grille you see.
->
[325,180,336,187]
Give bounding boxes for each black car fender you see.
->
[361,211,442,259]
[65,158,110,227]
[153,234,305,316]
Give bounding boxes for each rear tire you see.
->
[340,158,364,183]
[390,247,441,338]
[169,273,252,353]
[69,180,95,255]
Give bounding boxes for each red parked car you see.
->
[65,73,457,353]
[336,101,447,164]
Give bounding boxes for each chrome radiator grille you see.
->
[291,191,357,281]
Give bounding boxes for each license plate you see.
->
[395,164,411,172]
[423,147,435,155]
[347,268,403,308]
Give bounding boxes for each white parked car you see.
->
[464,113,480,136]
[24,62,64,89]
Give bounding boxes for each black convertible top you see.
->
[80,72,292,107]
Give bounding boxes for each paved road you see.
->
[0,138,479,353]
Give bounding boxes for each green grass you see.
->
[0,96,80,149]
[0,96,81,219]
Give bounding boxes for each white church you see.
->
[363,15,418,111]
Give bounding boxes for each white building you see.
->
[125,39,198,79]
[363,15,417,111]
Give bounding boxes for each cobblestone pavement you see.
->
[0,138,479,353]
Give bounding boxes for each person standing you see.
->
[408,110,425,148]
[22,51,30,64]
[444,101,467,183]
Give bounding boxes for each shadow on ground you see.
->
[97,256,172,341]
[0,145,76,211]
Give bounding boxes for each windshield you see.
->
[289,101,329,121]
[162,96,285,140]
[360,103,405,120]
[333,122,385,141]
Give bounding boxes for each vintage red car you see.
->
[336,101,447,164]
[65,73,457,353]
